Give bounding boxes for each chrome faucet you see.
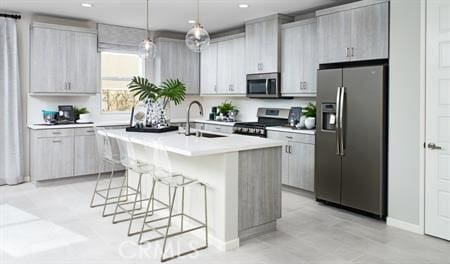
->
[185,100,203,136]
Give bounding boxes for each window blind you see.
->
[97,23,147,52]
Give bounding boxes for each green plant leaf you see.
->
[158,79,186,108]
[302,103,316,118]
[127,76,159,102]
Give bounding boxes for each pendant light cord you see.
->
[197,0,200,24]
[146,0,149,38]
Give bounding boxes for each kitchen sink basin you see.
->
[189,132,227,138]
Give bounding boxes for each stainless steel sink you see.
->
[189,132,227,138]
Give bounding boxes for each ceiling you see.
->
[2,0,354,33]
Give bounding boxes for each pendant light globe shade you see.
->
[138,38,157,59]
[185,23,210,52]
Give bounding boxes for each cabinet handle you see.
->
[52,140,62,143]
[52,132,61,135]
[285,145,289,153]
[214,84,217,92]
[68,82,71,90]
[286,136,293,139]
[64,82,67,90]
[86,130,95,133]
[351,47,355,57]
[346,48,350,58]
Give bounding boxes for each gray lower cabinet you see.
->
[31,129,75,181]
[316,0,389,64]
[30,23,98,94]
[30,126,125,182]
[74,128,99,176]
[203,124,234,134]
[267,130,315,191]
[155,38,200,95]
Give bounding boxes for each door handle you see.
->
[336,87,342,155]
[428,143,443,150]
[339,86,346,156]
[265,79,269,95]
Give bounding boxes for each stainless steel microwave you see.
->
[247,73,280,98]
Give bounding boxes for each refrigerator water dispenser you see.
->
[321,103,337,131]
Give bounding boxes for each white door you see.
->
[425,0,450,241]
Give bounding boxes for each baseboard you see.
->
[387,217,423,234]
[208,236,240,251]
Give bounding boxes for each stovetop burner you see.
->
[233,108,290,137]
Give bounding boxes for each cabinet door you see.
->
[159,40,199,95]
[260,19,279,73]
[217,37,246,95]
[317,11,352,64]
[203,124,233,134]
[217,40,233,94]
[74,133,99,176]
[245,22,262,74]
[231,37,246,95]
[200,42,218,94]
[33,137,74,181]
[67,31,98,94]
[30,27,69,93]
[288,142,315,191]
[178,42,200,95]
[350,2,389,61]
[302,22,318,95]
[281,25,303,95]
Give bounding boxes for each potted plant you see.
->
[217,101,235,117]
[302,103,316,129]
[74,107,90,121]
[127,76,186,127]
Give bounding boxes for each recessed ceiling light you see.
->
[238,4,249,8]
[188,20,196,24]
[81,3,93,8]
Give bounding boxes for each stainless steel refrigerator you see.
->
[315,65,387,218]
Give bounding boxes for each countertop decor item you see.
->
[217,101,235,116]
[303,103,316,129]
[138,0,157,59]
[185,0,210,52]
[73,107,89,121]
[128,76,186,128]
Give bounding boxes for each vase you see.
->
[305,117,316,129]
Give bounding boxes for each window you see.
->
[101,51,144,113]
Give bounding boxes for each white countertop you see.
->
[28,121,129,130]
[104,129,284,157]
[266,126,316,135]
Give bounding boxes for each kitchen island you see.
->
[104,129,283,251]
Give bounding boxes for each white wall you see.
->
[388,0,426,232]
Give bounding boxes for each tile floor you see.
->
[0,176,449,264]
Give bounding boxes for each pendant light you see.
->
[185,0,210,52]
[138,0,157,59]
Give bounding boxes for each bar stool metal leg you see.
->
[89,160,106,208]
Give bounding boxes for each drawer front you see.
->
[75,127,96,136]
[204,124,233,134]
[267,130,315,144]
[33,128,74,138]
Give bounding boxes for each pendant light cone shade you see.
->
[185,0,210,52]
[139,0,156,59]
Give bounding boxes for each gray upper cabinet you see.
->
[200,42,218,95]
[30,23,98,94]
[217,36,246,95]
[155,38,200,95]
[245,15,293,74]
[200,34,246,96]
[281,19,318,96]
[350,2,389,61]
[317,0,389,64]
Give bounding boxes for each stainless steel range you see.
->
[233,108,289,137]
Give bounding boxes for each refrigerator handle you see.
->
[339,86,346,156]
[336,87,342,155]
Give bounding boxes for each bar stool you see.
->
[89,127,139,217]
[137,141,208,262]
[112,135,164,236]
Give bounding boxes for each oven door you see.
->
[247,73,280,98]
